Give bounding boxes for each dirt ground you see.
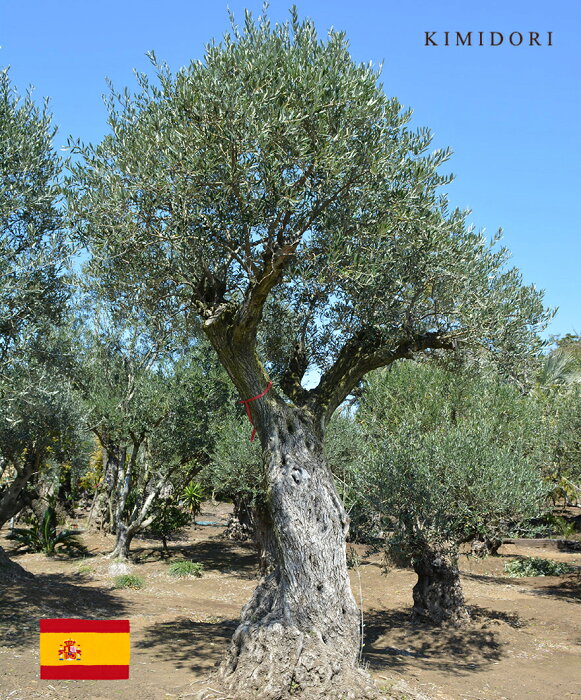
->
[1,502,580,700]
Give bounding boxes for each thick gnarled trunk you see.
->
[412,546,469,626]
[224,497,255,541]
[471,537,502,557]
[0,452,40,529]
[219,405,379,699]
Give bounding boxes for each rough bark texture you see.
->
[223,498,255,542]
[87,444,116,531]
[412,546,469,626]
[0,487,33,530]
[0,452,39,528]
[471,537,502,557]
[106,522,136,560]
[219,404,380,699]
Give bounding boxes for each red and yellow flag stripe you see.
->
[40,619,130,679]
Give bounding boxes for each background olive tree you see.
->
[62,299,232,560]
[356,361,547,624]
[0,70,78,563]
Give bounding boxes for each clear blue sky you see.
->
[2,0,579,339]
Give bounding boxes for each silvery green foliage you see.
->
[0,360,86,469]
[357,361,547,557]
[67,8,549,415]
[533,344,581,503]
[202,410,263,507]
[0,71,83,509]
[323,412,375,540]
[0,70,68,369]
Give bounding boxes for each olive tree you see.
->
[359,362,546,625]
[0,70,68,363]
[0,360,87,529]
[534,346,581,505]
[202,409,275,572]
[67,10,549,698]
[65,305,227,560]
[0,70,71,550]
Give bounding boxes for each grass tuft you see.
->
[113,573,145,589]
[168,560,204,578]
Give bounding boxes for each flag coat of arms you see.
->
[40,619,130,679]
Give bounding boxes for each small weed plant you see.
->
[168,560,204,578]
[77,563,94,575]
[504,556,576,578]
[113,574,145,589]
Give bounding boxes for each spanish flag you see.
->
[40,619,130,679]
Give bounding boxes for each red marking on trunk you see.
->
[239,382,273,442]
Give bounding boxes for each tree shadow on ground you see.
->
[135,616,238,674]
[462,571,518,586]
[0,572,128,647]
[132,539,260,579]
[463,570,581,604]
[467,605,525,627]
[521,576,581,604]
[363,607,507,676]
[4,544,97,562]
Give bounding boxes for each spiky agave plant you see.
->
[180,481,205,517]
[9,505,85,555]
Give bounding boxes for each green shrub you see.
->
[504,556,576,578]
[150,499,192,552]
[77,563,94,575]
[168,560,204,578]
[113,574,145,589]
[8,506,85,555]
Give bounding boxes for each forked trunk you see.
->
[106,523,135,561]
[219,404,379,699]
[412,545,469,626]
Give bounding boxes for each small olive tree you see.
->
[68,317,229,560]
[68,9,549,697]
[359,361,546,625]
[0,361,87,529]
[201,410,275,572]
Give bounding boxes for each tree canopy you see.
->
[1,70,68,367]
[0,69,76,528]
[68,9,549,430]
